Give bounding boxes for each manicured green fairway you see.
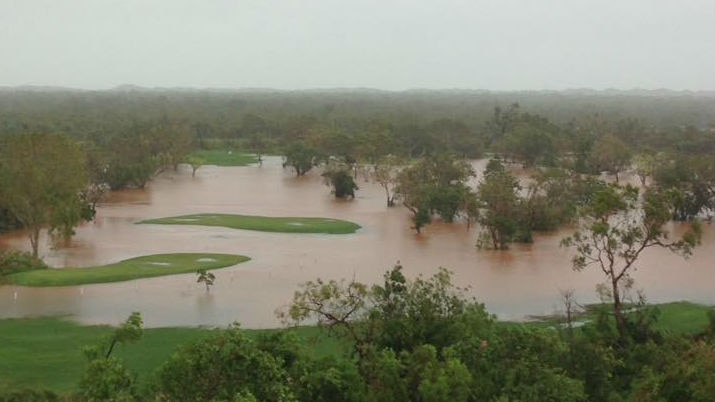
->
[6,253,249,287]
[188,149,258,166]
[140,213,362,234]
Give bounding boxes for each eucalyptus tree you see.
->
[561,183,701,338]
[495,113,560,167]
[652,153,715,221]
[186,155,205,177]
[484,102,520,149]
[245,131,275,165]
[395,154,474,233]
[522,168,580,232]
[633,152,658,187]
[282,140,322,176]
[373,154,405,207]
[475,159,525,249]
[0,133,92,257]
[589,134,632,182]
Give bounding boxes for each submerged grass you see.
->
[6,253,250,287]
[140,213,362,234]
[188,149,258,166]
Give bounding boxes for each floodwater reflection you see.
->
[1,157,713,328]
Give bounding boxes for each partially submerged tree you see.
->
[282,141,322,176]
[246,131,275,166]
[475,159,525,249]
[395,154,474,233]
[561,183,701,338]
[495,114,559,167]
[100,129,162,189]
[522,168,580,232]
[196,269,216,293]
[322,159,359,199]
[589,134,632,182]
[633,152,658,187]
[0,133,93,257]
[652,153,715,221]
[484,102,520,149]
[186,155,205,177]
[372,154,404,207]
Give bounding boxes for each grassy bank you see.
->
[6,253,249,286]
[522,301,714,335]
[140,213,362,234]
[0,301,710,395]
[188,149,258,166]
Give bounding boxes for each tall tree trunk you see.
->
[612,279,627,338]
[29,227,40,258]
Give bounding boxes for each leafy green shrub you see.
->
[0,250,48,276]
[0,389,59,402]
[77,357,137,402]
[154,325,295,401]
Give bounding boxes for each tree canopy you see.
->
[0,133,93,256]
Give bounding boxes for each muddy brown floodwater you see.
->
[1,157,713,328]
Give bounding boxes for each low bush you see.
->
[0,250,48,277]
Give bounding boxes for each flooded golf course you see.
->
[1,157,713,328]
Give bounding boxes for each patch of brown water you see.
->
[0,157,713,328]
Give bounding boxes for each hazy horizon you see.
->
[2,1,714,91]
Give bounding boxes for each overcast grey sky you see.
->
[1,0,713,90]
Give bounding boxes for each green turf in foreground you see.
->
[0,318,342,394]
[140,213,362,234]
[188,149,258,166]
[0,317,113,393]
[0,302,710,394]
[521,301,714,336]
[6,253,249,287]
[652,301,715,334]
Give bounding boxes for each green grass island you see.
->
[187,149,259,166]
[6,253,249,287]
[139,213,362,234]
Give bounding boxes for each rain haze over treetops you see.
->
[0,0,713,91]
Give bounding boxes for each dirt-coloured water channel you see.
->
[1,157,713,328]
